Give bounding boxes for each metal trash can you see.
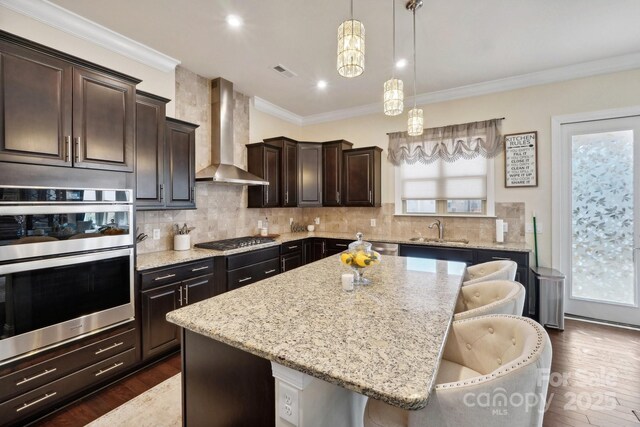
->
[531,266,566,330]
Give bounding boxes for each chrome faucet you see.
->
[428,219,444,240]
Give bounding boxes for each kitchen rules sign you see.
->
[504,131,538,187]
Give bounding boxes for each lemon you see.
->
[340,252,353,265]
[354,252,370,267]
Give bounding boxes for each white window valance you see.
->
[388,118,503,165]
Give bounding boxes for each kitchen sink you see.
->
[408,237,469,244]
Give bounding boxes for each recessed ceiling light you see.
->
[226,15,243,28]
[396,59,407,69]
[317,80,327,89]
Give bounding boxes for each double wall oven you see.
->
[0,187,134,363]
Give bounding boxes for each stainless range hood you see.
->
[195,77,268,185]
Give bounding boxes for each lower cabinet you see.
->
[0,323,137,426]
[281,239,304,272]
[216,246,281,292]
[139,259,214,361]
[399,244,475,265]
[326,239,351,256]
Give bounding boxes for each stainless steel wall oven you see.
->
[0,187,134,363]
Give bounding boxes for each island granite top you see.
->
[137,231,529,270]
[166,255,465,410]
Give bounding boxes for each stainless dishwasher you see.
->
[371,241,399,256]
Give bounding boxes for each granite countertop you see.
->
[166,255,465,410]
[136,231,530,271]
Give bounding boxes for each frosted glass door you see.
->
[561,117,640,325]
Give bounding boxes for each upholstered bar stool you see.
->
[364,315,552,427]
[453,280,525,320]
[463,260,517,286]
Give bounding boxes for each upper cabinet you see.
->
[164,118,198,209]
[247,143,281,208]
[343,147,382,207]
[297,142,323,207]
[135,91,169,209]
[0,33,139,172]
[264,136,298,207]
[322,139,353,206]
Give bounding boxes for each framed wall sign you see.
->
[504,131,538,187]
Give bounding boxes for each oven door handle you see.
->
[0,247,133,275]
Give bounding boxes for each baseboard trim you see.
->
[564,314,640,331]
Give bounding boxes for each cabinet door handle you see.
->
[16,392,57,412]
[369,190,372,203]
[491,256,511,261]
[74,137,81,163]
[265,269,277,274]
[159,184,164,202]
[337,191,340,204]
[285,191,288,204]
[16,368,57,386]
[64,136,71,162]
[322,241,326,254]
[191,266,209,272]
[238,277,252,283]
[184,285,189,305]
[154,273,176,281]
[95,341,123,355]
[191,187,195,202]
[281,258,286,271]
[266,187,269,205]
[95,362,124,377]
[335,243,348,247]
[178,286,183,306]
[287,245,298,250]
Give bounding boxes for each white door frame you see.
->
[551,106,640,323]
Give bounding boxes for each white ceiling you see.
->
[49,0,640,118]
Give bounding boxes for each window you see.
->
[395,156,494,216]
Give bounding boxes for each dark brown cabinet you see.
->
[312,239,327,262]
[298,142,323,207]
[216,246,281,291]
[139,259,214,361]
[322,140,353,206]
[264,137,298,207]
[0,34,139,172]
[281,239,304,272]
[135,91,169,209]
[247,143,281,208]
[164,118,198,209]
[343,147,382,207]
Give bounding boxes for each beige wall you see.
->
[290,69,640,266]
[0,7,177,115]
[249,105,303,143]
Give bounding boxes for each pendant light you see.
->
[337,0,365,78]
[383,0,404,116]
[407,0,423,136]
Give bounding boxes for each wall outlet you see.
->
[152,229,160,240]
[258,220,263,229]
[370,218,376,227]
[526,222,543,233]
[502,222,508,232]
[289,217,294,225]
[314,217,320,225]
[278,382,299,426]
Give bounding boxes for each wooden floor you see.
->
[33,320,639,427]
[33,353,181,427]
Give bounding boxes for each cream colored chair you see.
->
[364,315,552,427]
[463,260,517,286]
[454,280,526,320]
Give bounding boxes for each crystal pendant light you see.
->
[384,0,403,116]
[337,0,365,78]
[407,0,423,136]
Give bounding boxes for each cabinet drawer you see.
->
[475,250,529,266]
[0,348,136,424]
[399,244,475,264]
[326,239,351,252]
[0,328,136,402]
[228,258,280,291]
[226,246,280,270]
[140,259,214,290]
[281,239,304,255]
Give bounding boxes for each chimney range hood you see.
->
[195,77,268,185]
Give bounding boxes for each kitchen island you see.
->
[167,255,465,426]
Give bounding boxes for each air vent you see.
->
[272,64,297,78]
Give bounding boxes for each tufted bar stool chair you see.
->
[364,315,552,427]
[463,260,517,286]
[454,280,526,320]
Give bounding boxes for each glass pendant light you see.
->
[384,0,403,116]
[407,0,423,136]
[337,0,365,78]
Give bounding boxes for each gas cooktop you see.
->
[194,236,276,251]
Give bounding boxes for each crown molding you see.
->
[0,0,180,72]
[261,52,640,126]
[253,96,303,126]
